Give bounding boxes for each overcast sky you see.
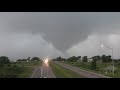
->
[0,12,120,60]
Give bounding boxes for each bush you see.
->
[91,60,97,70]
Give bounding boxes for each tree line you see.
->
[53,55,112,63]
[52,55,114,70]
[16,57,41,62]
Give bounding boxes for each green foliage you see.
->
[53,56,81,62]
[31,57,40,61]
[17,59,22,62]
[27,57,30,60]
[0,56,10,67]
[102,55,112,63]
[56,56,62,61]
[53,56,66,62]
[91,59,97,70]
[7,63,11,67]
[0,65,23,78]
[67,56,80,62]
[82,56,88,62]
[78,56,81,59]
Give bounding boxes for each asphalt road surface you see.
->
[54,61,110,78]
[30,67,41,78]
[41,62,56,78]
[30,62,56,78]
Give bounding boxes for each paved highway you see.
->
[54,61,110,78]
[41,62,56,78]
[30,67,41,78]
[31,61,56,78]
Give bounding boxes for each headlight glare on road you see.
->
[44,58,48,63]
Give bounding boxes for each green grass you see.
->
[10,61,42,68]
[0,61,42,78]
[64,62,104,75]
[49,61,85,78]
[0,66,34,78]
[112,65,120,78]
[12,61,42,78]
[64,61,120,78]
[17,67,34,78]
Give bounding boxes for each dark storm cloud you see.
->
[0,12,120,59]
[1,12,120,52]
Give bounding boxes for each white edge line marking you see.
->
[40,68,43,78]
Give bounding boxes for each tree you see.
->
[17,59,21,61]
[82,56,88,62]
[91,57,97,70]
[67,56,78,62]
[106,55,112,62]
[56,56,62,61]
[60,57,66,62]
[0,56,10,67]
[96,55,101,60]
[78,56,81,60]
[31,57,40,61]
[21,59,27,61]
[101,55,112,63]
[101,55,107,63]
[27,57,30,60]
[53,58,56,61]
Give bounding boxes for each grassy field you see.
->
[17,67,34,78]
[49,61,85,78]
[64,61,120,78]
[0,61,42,78]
